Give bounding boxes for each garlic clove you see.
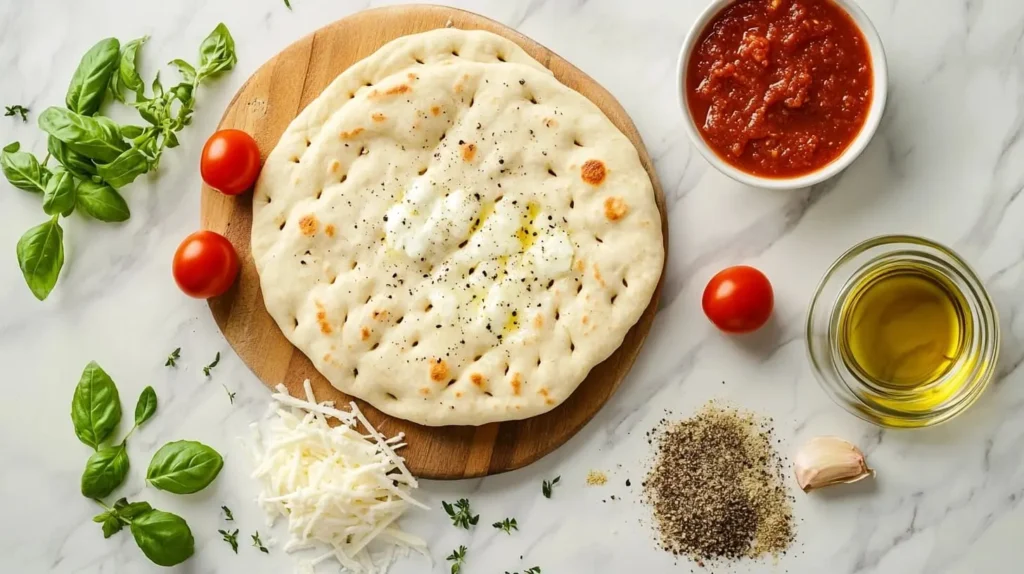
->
[793,436,875,492]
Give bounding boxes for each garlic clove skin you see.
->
[794,436,875,492]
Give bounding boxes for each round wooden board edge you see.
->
[201,4,669,479]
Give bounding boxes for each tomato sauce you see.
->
[686,0,873,178]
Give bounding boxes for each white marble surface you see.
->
[2,0,1024,572]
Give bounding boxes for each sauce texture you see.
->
[687,0,873,178]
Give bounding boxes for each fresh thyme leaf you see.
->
[5,105,29,122]
[221,505,233,521]
[165,347,180,367]
[251,531,269,553]
[446,545,467,574]
[283,0,292,8]
[223,384,236,404]
[542,475,560,498]
[492,517,518,534]
[202,352,220,377]
[442,498,479,529]
[505,568,541,574]
[218,528,239,553]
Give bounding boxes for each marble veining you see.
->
[2,0,1024,572]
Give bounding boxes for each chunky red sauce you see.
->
[687,0,873,178]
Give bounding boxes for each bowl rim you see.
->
[676,0,890,190]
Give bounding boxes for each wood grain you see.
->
[201,5,667,479]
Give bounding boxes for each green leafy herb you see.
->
[42,167,77,216]
[47,136,96,179]
[92,498,152,538]
[133,386,158,428]
[130,509,195,566]
[221,505,234,521]
[442,499,479,530]
[165,348,181,367]
[219,528,239,553]
[5,105,29,122]
[542,475,560,499]
[223,384,236,404]
[66,38,120,116]
[17,217,65,300]
[203,352,221,377]
[146,440,224,494]
[75,180,130,222]
[446,545,467,574]
[2,142,49,192]
[504,569,541,574]
[251,531,269,553]
[110,36,149,103]
[81,444,130,498]
[493,517,518,534]
[197,23,237,80]
[38,107,128,163]
[3,24,237,301]
[71,361,122,450]
[284,0,292,8]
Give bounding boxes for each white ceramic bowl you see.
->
[677,0,888,190]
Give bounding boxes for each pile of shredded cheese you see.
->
[248,380,428,573]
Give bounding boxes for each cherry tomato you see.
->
[702,265,774,334]
[200,129,261,195]
[173,231,239,299]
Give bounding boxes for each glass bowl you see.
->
[806,235,999,428]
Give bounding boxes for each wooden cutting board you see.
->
[201,5,667,479]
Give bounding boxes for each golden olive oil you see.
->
[837,263,975,411]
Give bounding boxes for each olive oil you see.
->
[836,263,974,411]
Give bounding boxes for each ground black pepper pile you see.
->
[643,403,794,564]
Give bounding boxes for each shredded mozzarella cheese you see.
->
[248,380,428,573]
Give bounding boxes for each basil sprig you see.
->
[70,361,219,567]
[2,23,237,300]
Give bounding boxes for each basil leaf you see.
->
[81,444,130,498]
[38,107,128,163]
[66,38,120,116]
[146,440,223,494]
[130,509,195,567]
[115,36,148,102]
[134,100,164,127]
[42,167,77,216]
[170,59,196,84]
[1,142,49,192]
[118,500,152,519]
[197,23,237,79]
[151,73,164,99]
[48,136,97,179]
[76,180,130,222]
[17,217,65,300]
[96,148,150,189]
[95,512,124,538]
[71,361,122,449]
[134,386,157,427]
[120,125,145,140]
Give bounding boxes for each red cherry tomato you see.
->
[200,129,261,195]
[702,265,774,334]
[173,231,239,299]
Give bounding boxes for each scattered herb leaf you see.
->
[5,105,29,122]
[221,506,234,521]
[133,386,158,428]
[542,475,560,499]
[493,517,518,534]
[165,347,181,367]
[223,384,236,404]
[284,0,292,8]
[71,361,122,450]
[81,443,130,498]
[251,531,269,553]
[218,528,239,553]
[446,545,467,574]
[130,509,195,566]
[203,352,220,377]
[442,499,479,529]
